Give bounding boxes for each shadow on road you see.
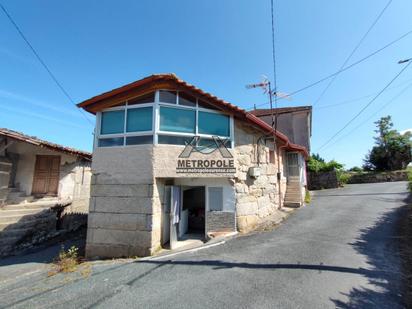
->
[330,198,410,309]
[139,259,388,277]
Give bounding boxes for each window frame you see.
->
[95,90,235,149]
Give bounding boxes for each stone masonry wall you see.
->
[86,146,157,258]
[233,122,287,233]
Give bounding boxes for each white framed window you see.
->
[95,90,234,148]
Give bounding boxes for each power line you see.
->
[316,60,412,152]
[248,29,412,110]
[0,2,94,127]
[270,0,278,125]
[315,77,412,110]
[312,0,393,107]
[322,80,412,151]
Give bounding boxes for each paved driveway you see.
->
[0,182,409,308]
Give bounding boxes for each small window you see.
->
[100,110,125,134]
[208,187,223,211]
[126,107,153,132]
[128,92,155,105]
[158,135,193,145]
[159,106,195,133]
[126,135,153,145]
[178,92,196,107]
[98,137,124,147]
[159,90,177,104]
[198,111,230,137]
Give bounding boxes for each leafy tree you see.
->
[348,166,363,173]
[363,116,412,171]
[307,153,344,173]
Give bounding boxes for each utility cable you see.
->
[316,60,412,152]
[248,29,412,110]
[0,2,94,127]
[312,0,393,107]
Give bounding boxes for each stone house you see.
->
[77,74,309,258]
[0,128,92,256]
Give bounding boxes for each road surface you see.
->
[0,182,409,308]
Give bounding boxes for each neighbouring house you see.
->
[251,106,312,203]
[0,128,92,256]
[78,73,310,258]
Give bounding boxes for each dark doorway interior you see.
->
[182,187,205,234]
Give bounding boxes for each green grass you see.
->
[304,190,311,204]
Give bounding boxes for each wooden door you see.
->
[32,155,60,196]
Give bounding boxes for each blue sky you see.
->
[0,0,411,168]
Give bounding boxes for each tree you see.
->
[363,116,412,171]
[307,153,344,173]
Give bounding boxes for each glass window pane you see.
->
[208,187,223,211]
[198,99,219,110]
[160,107,195,133]
[158,135,193,145]
[197,138,231,149]
[100,110,125,134]
[126,135,153,145]
[128,92,155,105]
[98,137,124,147]
[178,92,196,107]
[198,112,230,136]
[159,90,177,104]
[126,107,153,132]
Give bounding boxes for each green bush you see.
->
[337,171,351,185]
[304,190,311,204]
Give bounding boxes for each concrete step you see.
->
[0,228,29,239]
[6,195,35,205]
[0,236,20,246]
[1,201,57,210]
[284,202,301,208]
[0,210,52,224]
[0,216,55,231]
[0,208,47,216]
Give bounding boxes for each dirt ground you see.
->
[398,198,412,307]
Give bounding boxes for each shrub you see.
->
[48,245,80,276]
[304,190,311,204]
[337,171,350,185]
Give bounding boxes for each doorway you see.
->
[165,185,206,250]
[286,152,300,178]
[32,155,60,196]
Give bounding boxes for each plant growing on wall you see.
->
[363,116,412,171]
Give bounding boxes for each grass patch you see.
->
[304,190,311,204]
[48,245,80,276]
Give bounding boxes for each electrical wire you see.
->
[0,2,94,127]
[312,0,393,107]
[316,60,412,152]
[321,80,412,151]
[248,29,412,110]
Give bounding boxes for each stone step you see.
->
[0,236,20,246]
[6,195,35,205]
[0,228,29,239]
[0,210,53,224]
[284,202,301,208]
[1,201,57,210]
[0,208,48,216]
[0,216,55,231]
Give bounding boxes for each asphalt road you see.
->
[0,182,409,309]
